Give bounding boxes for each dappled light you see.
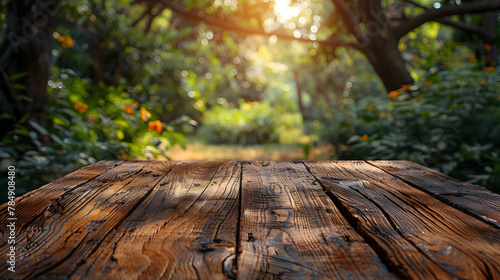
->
[0,0,499,201]
[273,0,301,20]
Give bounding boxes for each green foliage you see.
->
[0,0,194,200]
[200,101,302,145]
[0,69,188,200]
[318,48,500,193]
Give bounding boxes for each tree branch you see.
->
[392,1,500,38]
[436,18,488,38]
[395,0,489,39]
[159,0,355,49]
[132,4,153,27]
[400,0,427,10]
[330,0,368,45]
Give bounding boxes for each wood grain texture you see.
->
[2,160,499,280]
[369,160,500,228]
[0,160,122,241]
[238,161,395,279]
[305,161,500,280]
[0,161,172,280]
[0,160,123,275]
[71,160,241,280]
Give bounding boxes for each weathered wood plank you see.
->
[369,160,500,228]
[238,161,395,279]
[0,160,123,230]
[305,161,500,280]
[0,160,123,274]
[71,160,241,280]
[0,161,172,280]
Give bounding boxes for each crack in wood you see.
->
[3,160,499,280]
[302,162,405,279]
[366,160,500,229]
[60,161,177,279]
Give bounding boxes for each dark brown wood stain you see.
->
[1,160,499,279]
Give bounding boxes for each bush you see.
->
[0,68,188,202]
[199,101,301,145]
[318,50,500,193]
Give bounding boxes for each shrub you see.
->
[199,101,300,145]
[0,69,188,202]
[319,50,500,193]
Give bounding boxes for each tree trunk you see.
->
[361,34,414,92]
[293,70,306,123]
[483,9,498,67]
[355,0,414,92]
[0,0,59,137]
[315,86,332,107]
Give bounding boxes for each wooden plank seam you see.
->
[1,160,499,280]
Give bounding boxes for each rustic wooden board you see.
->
[238,161,395,279]
[71,160,241,280]
[0,161,172,279]
[305,161,500,280]
[0,160,122,234]
[0,160,123,272]
[369,160,500,228]
[2,160,498,279]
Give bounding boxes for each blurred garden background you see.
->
[0,0,499,201]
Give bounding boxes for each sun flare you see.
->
[274,0,300,20]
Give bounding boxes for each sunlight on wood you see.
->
[4,160,499,279]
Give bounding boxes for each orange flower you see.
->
[480,80,486,85]
[465,54,474,59]
[498,96,500,101]
[484,66,496,72]
[140,108,151,121]
[443,62,451,67]
[401,84,412,91]
[367,107,373,112]
[74,102,88,113]
[122,105,134,114]
[423,82,432,87]
[389,91,400,100]
[58,36,74,48]
[484,44,492,50]
[133,101,140,108]
[148,120,162,134]
[338,83,346,89]
[415,96,423,101]
[469,59,478,63]
[412,54,420,60]
[360,134,368,141]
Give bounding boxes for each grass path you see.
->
[164,141,334,161]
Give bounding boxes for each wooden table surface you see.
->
[1,160,500,279]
